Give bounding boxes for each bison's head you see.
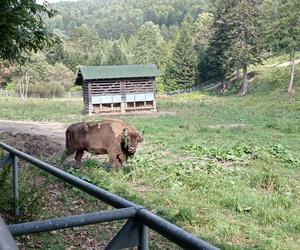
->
[121,128,144,155]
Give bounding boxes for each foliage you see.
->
[0,163,46,222]
[105,42,128,65]
[0,0,58,63]
[227,0,265,94]
[46,0,207,39]
[198,0,233,82]
[131,22,164,66]
[164,15,197,90]
[10,53,74,97]
[193,12,214,50]
[0,57,300,248]
[263,0,300,56]
[262,0,300,91]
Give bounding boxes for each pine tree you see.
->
[132,21,163,66]
[165,14,197,90]
[196,1,233,82]
[119,33,129,55]
[105,42,128,65]
[227,0,264,95]
[193,12,214,50]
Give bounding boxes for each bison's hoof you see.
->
[72,163,82,169]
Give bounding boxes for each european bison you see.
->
[60,119,144,168]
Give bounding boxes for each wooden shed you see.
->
[75,64,160,114]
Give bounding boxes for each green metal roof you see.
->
[76,64,159,84]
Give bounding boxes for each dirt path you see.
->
[0,120,67,145]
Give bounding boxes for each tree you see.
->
[62,24,102,70]
[164,14,197,90]
[201,23,233,83]
[0,0,58,63]
[49,63,74,90]
[199,0,236,83]
[0,62,14,88]
[45,41,65,65]
[11,53,74,98]
[263,0,300,93]
[132,21,163,66]
[226,0,264,95]
[105,42,128,65]
[193,12,214,50]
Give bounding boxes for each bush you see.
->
[28,81,64,98]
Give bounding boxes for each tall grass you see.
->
[0,57,300,249]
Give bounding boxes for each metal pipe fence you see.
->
[166,78,222,96]
[0,141,219,250]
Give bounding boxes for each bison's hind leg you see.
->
[59,150,75,166]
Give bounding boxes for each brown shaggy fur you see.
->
[61,119,143,168]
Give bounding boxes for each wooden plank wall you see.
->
[83,77,156,113]
[90,80,121,96]
[82,81,89,112]
[89,78,154,96]
[124,79,154,93]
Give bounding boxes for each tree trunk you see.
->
[287,55,295,93]
[24,72,29,99]
[236,68,240,80]
[20,75,24,100]
[239,66,249,96]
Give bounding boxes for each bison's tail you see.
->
[65,129,70,150]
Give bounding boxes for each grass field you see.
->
[0,57,300,249]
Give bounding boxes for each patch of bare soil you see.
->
[276,59,300,68]
[0,132,63,160]
[0,120,66,145]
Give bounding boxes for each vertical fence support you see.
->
[12,155,19,216]
[138,224,149,250]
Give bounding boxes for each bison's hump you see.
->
[67,119,139,137]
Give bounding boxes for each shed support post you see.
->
[88,82,92,115]
[121,102,125,114]
[153,100,157,112]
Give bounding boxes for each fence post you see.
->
[12,155,19,216]
[5,90,8,97]
[68,92,71,98]
[139,224,149,250]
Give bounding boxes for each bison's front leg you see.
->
[108,147,123,169]
[74,149,84,168]
[117,153,127,165]
[109,155,122,169]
